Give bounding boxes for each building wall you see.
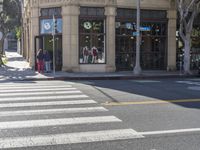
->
[22,0,177,72]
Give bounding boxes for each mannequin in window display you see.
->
[83,46,89,63]
[91,46,98,63]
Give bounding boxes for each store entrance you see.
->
[34,35,62,71]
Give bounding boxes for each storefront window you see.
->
[79,7,105,64]
[116,9,167,70]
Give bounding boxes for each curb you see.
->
[19,74,199,81]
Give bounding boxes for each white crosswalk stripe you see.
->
[0,129,143,149]
[0,116,122,129]
[0,87,77,93]
[0,82,142,149]
[0,107,108,117]
[0,90,82,96]
[0,85,72,89]
[0,100,97,108]
[0,95,89,102]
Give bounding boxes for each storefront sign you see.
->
[40,18,62,34]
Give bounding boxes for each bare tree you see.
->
[176,0,200,74]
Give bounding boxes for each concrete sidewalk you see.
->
[0,51,198,82]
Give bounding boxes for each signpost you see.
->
[52,15,56,76]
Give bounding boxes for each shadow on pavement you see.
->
[73,79,200,109]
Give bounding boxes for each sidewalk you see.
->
[0,51,198,82]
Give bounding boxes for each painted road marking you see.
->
[0,85,72,89]
[0,116,121,130]
[0,129,143,149]
[0,107,108,117]
[0,90,82,97]
[0,95,89,102]
[0,100,97,108]
[140,128,200,136]
[131,80,161,83]
[176,81,200,86]
[188,86,200,91]
[103,99,200,106]
[0,87,77,93]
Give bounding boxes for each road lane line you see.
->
[0,107,108,117]
[0,95,89,102]
[0,100,97,108]
[0,116,121,129]
[0,91,82,97]
[103,99,200,106]
[140,128,200,136]
[0,129,143,149]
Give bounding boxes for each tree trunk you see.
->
[183,37,191,74]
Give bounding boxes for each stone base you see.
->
[62,66,80,72]
[167,65,177,71]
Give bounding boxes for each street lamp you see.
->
[133,0,142,75]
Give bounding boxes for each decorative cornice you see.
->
[30,0,116,7]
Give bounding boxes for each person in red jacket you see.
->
[36,49,44,73]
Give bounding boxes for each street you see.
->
[0,78,200,150]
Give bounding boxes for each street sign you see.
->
[0,32,3,40]
[133,32,140,36]
[140,26,151,31]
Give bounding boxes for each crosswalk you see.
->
[176,79,200,91]
[0,81,143,149]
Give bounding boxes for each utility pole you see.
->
[133,0,142,75]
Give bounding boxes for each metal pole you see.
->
[52,15,56,76]
[133,0,142,75]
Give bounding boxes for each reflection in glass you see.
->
[79,19,105,64]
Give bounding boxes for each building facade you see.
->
[22,0,176,72]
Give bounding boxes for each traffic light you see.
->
[54,19,58,34]
[52,15,58,35]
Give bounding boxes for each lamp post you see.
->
[133,0,142,75]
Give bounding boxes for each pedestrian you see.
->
[36,49,44,73]
[43,50,51,73]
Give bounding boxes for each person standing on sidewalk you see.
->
[36,49,44,73]
[43,50,51,73]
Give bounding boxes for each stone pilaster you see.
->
[167,9,177,71]
[62,4,80,72]
[29,7,39,69]
[105,6,116,72]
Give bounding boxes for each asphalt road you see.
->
[0,78,200,150]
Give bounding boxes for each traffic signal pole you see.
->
[52,15,56,76]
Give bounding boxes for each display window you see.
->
[116,9,167,70]
[79,7,105,64]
